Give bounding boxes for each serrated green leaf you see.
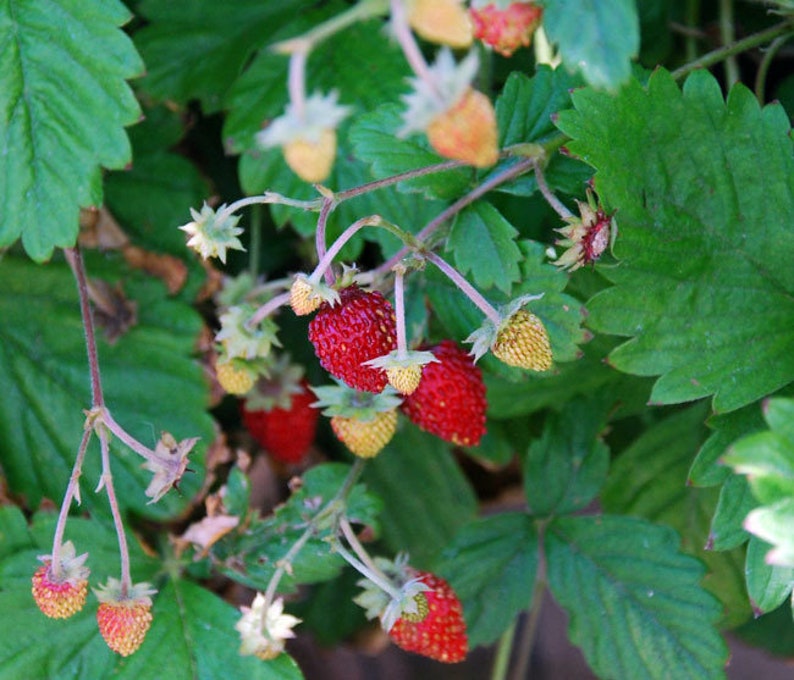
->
[434,513,538,647]
[745,536,794,615]
[0,507,302,680]
[546,515,728,679]
[542,0,639,91]
[742,499,794,567]
[708,474,754,551]
[135,0,315,112]
[363,425,477,567]
[557,69,794,413]
[493,67,591,197]
[724,398,794,506]
[524,397,610,516]
[448,202,521,294]
[0,255,214,519]
[602,404,751,626]
[1,0,143,261]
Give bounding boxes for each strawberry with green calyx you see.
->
[363,264,437,395]
[399,49,499,168]
[32,541,90,619]
[95,578,157,657]
[553,189,617,271]
[236,593,301,660]
[256,91,351,183]
[354,555,468,663]
[312,382,402,458]
[404,0,473,49]
[309,283,398,393]
[401,340,487,447]
[215,349,272,396]
[241,359,319,464]
[179,202,245,263]
[465,294,552,371]
[470,0,543,57]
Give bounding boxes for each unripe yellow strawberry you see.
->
[331,409,398,458]
[386,365,423,395]
[426,89,499,168]
[282,129,336,183]
[217,362,255,395]
[492,310,552,371]
[407,0,473,48]
[290,277,322,316]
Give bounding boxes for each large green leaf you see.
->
[556,69,794,413]
[602,405,751,626]
[434,513,538,647]
[0,507,302,680]
[0,255,214,519]
[542,0,639,91]
[135,0,315,112]
[363,425,477,567]
[0,0,143,261]
[546,515,728,679]
[523,397,610,516]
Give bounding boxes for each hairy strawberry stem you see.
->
[287,49,309,121]
[389,0,443,102]
[424,251,502,326]
[49,427,93,580]
[392,265,409,356]
[97,426,132,596]
[532,159,573,220]
[333,525,403,601]
[315,198,336,285]
[248,291,292,328]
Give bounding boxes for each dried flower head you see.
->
[236,594,302,660]
[179,203,245,263]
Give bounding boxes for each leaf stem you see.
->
[311,215,384,284]
[671,19,794,82]
[754,34,792,103]
[334,159,466,202]
[718,0,740,89]
[99,407,163,469]
[424,250,501,326]
[490,618,517,680]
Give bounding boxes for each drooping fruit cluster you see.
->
[470,1,543,57]
[309,285,398,393]
[401,341,487,447]
[387,570,468,663]
[241,378,319,464]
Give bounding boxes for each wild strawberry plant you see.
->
[1,1,794,678]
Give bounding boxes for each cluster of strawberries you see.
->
[32,542,155,656]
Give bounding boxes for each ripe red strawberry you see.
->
[387,570,468,663]
[401,340,486,446]
[31,541,89,619]
[471,1,543,57]
[95,579,156,657]
[308,285,397,393]
[241,379,319,464]
[426,88,499,168]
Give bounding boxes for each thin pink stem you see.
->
[50,427,93,578]
[392,267,408,356]
[335,160,465,202]
[100,408,162,468]
[532,159,573,219]
[288,49,309,121]
[98,427,131,596]
[315,198,336,285]
[310,215,382,284]
[248,291,292,327]
[65,247,104,407]
[424,251,501,326]
[389,0,442,100]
